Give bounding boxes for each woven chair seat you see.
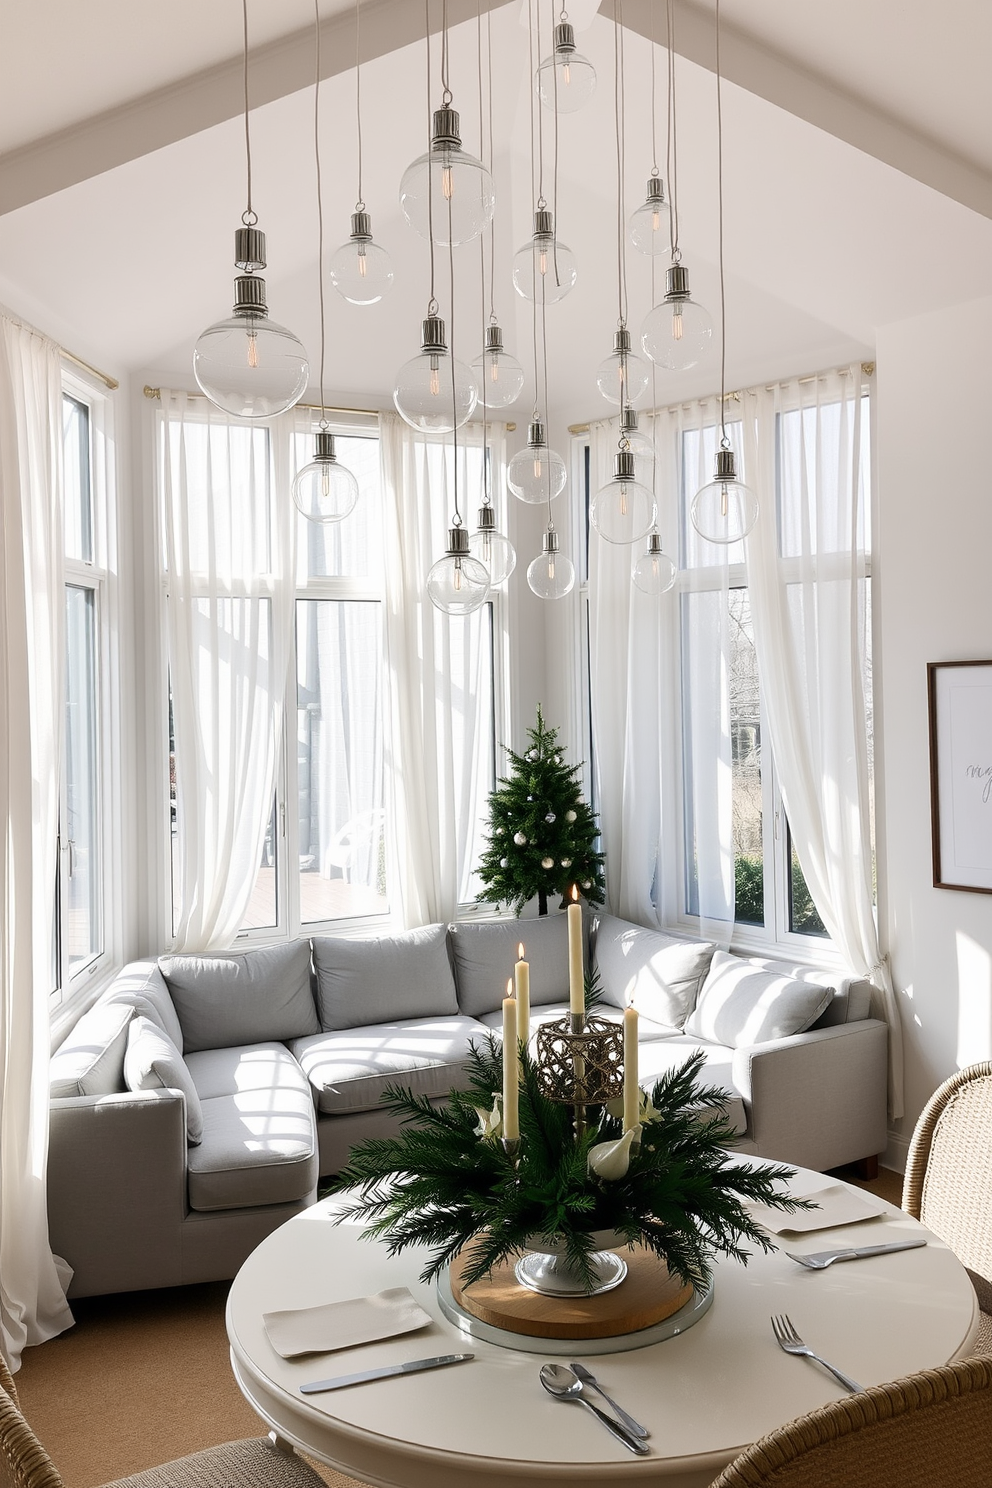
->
[710,1355,992,1488]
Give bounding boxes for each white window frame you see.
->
[54,366,121,1010]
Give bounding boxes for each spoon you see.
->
[539,1364,650,1455]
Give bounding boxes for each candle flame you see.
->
[506,978,513,997]
[518,942,525,960]
[571,884,578,902]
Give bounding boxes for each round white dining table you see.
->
[225,1170,980,1488]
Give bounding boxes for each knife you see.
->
[300,1353,474,1394]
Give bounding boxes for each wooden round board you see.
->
[449,1244,694,1339]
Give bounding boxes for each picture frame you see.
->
[927,660,992,894]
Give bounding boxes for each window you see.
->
[56,382,117,1003]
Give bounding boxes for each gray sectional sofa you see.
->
[47,912,888,1299]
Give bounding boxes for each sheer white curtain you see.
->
[159,391,296,951]
[589,404,736,941]
[0,313,74,1367]
[379,413,501,926]
[743,368,904,1117]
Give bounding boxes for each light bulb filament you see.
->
[489,355,499,383]
[538,246,549,276]
[246,329,259,368]
[442,164,454,201]
[429,356,440,398]
[562,62,572,85]
[357,244,368,278]
[721,482,729,518]
[453,558,463,592]
[533,456,543,479]
[321,466,331,499]
[548,557,556,580]
[672,306,684,341]
[619,483,629,517]
[652,210,661,231]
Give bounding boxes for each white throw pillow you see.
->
[683,950,834,1048]
[124,1015,204,1144]
[592,914,714,1027]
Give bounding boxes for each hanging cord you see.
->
[241,0,256,224]
[354,0,364,209]
[549,0,562,289]
[440,0,453,103]
[613,0,629,328]
[485,7,497,323]
[649,0,660,180]
[441,0,459,525]
[527,0,541,420]
[424,0,438,313]
[541,257,554,531]
[666,0,680,261]
[313,0,327,423]
[476,0,491,503]
[716,0,728,446]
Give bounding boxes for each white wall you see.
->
[874,294,992,1169]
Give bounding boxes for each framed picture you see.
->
[928,660,992,893]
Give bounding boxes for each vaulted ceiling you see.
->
[1,1,989,421]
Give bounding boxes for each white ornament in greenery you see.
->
[561,857,572,867]
[545,812,556,823]
[565,809,577,822]
[500,858,508,868]
[587,1127,638,1181]
[514,831,527,845]
[541,856,554,869]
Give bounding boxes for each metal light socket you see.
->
[350,210,373,242]
[542,529,561,556]
[476,505,497,532]
[554,20,577,53]
[484,323,505,354]
[527,419,547,447]
[714,447,739,482]
[644,175,666,204]
[613,449,637,482]
[665,263,691,302]
[234,226,266,272]
[232,275,268,317]
[421,314,448,353]
[620,406,640,436]
[313,429,337,462]
[533,209,555,239]
[445,526,471,557]
[431,107,462,149]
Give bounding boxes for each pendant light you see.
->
[527,527,574,599]
[293,0,359,524]
[329,0,394,304]
[595,326,650,407]
[633,531,676,595]
[512,209,577,303]
[393,311,477,432]
[467,5,516,590]
[639,0,713,374]
[471,323,524,410]
[536,13,597,114]
[591,447,656,545]
[508,420,566,504]
[629,174,671,255]
[690,0,757,545]
[193,0,308,418]
[428,522,491,613]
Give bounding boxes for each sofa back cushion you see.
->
[450,914,576,1018]
[158,941,319,1053]
[592,914,715,1027]
[312,923,458,1031]
[50,1000,133,1098]
[728,954,872,1028]
[103,960,186,1052]
[123,1015,203,1143]
[684,949,834,1047]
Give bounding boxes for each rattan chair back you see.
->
[709,1355,992,1487]
[0,1380,63,1488]
[902,1061,992,1313]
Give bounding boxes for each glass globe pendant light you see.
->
[640,261,713,372]
[329,209,394,304]
[512,210,577,304]
[527,528,574,600]
[691,445,757,544]
[393,312,478,433]
[595,325,651,407]
[468,504,516,586]
[192,1,308,418]
[590,448,656,545]
[633,531,676,595]
[507,420,567,504]
[629,174,671,255]
[536,17,597,113]
[471,323,524,410]
[428,523,491,615]
[292,428,359,523]
[399,106,495,247]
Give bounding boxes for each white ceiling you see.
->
[0,1,990,424]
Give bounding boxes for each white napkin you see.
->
[750,1183,887,1235]
[262,1286,432,1358]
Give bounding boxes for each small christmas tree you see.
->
[477,706,605,915]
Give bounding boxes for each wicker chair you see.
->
[0,1352,332,1488]
[902,1060,992,1355]
[709,1355,992,1487]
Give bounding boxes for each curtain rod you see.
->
[567,361,876,436]
[143,386,516,431]
[62,349,120,391]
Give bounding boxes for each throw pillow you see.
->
[683,949,834,1048]
[312,923,458,1030]
[159,940,319,1053]
[50,1000,134,1098]
[124,1015,204,1144]
[449,913,576,1018]
[103,960,186,1051]
[592,915,715,1027]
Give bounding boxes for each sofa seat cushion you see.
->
[159,942,319,1054]
[476,1002,680,1043]
[635,1036,748,1136]
[450,913,580,1018]
[684,950,834,1048]
[183,1043,317,1211]
[50,999,133,1097]
[312,923,459,1031]
[290,1016,487,1116]
[592,915,715,1027]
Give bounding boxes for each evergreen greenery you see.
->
[334,1040,812,1294]
[476,706,605,915]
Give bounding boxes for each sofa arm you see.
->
[48,1088,189,1298]
[731,1019,888,1172]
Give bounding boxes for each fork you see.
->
[770,1314,863,1393]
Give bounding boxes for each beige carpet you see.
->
[15,1166,906,1488]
